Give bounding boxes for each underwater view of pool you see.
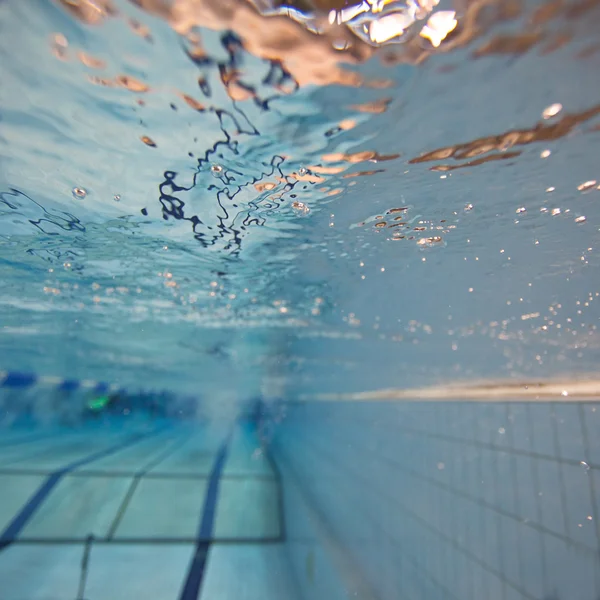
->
[0,0,599,598]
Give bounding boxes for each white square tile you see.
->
[469,562,485,600]
[493,450,516,515]
[454,551,473,600]
[85,544,195,600]
[497,514,522,590]
[21,475,131,539]
[480,508,500,571]
[488,403,510,448]
[472,403,494,444]
[147,437,216,476]
[0,474,46,532]
[581,404,600,465]
[543,534,599,600]
[478,447,496,505]
[519,525,545,598]
[554,404,586,462]
[507,403,532,453]
[113,477,207,539]
[215,478,281,540]
[0,543,82,600]
[514,454,537,523]
[480,567,504,600]
[592,470,600,527]
[561,462,597,550]
[528,404,557,458]
[536,457,567,537]
[200,544,299,600]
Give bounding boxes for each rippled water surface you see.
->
[1,0,600,399]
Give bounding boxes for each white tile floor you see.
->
[199,544,299,600]
[85,544,197,600]
[20,475,132,539]
[0,474,46,532]
[214,479,280,539]
[0,543,83,600]
[0,543,301,600]
[113,477,209,539]
[0,421,290,599]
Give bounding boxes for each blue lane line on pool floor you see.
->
[178,429,233,600]
[0,427,166,550]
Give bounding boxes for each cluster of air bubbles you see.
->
[72,187,87,199]
[417,236,443,247]
[292,201,310,215]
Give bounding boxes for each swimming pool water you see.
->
[1,0,599,597]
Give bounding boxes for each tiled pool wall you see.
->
[271,400,600,600]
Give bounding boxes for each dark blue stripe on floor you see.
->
[178,430,233,600]
[0,427,164,550]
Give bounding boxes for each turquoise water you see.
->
[1,0,600,597]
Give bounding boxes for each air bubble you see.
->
[211,164,223,175]
[417,236,443,247]
[542,103,562,119]
[298,167,308,176]
[113,194,121,202]
[464,203,473,211]
[72,187,87,199]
